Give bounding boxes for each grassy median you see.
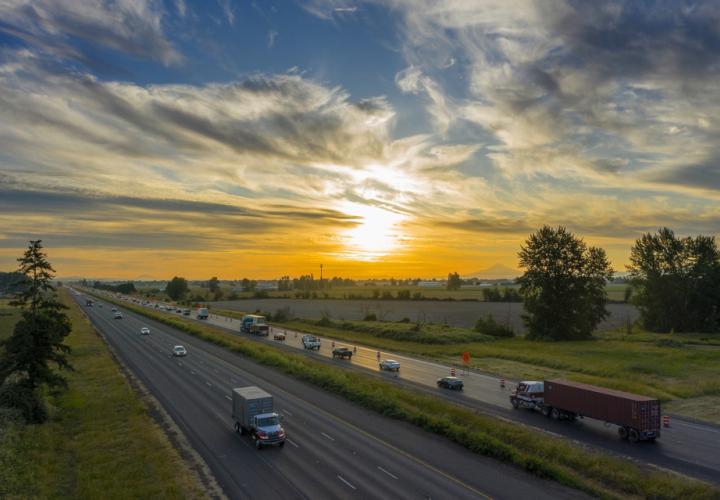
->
[0,290,207,499]
[102,294,719,500]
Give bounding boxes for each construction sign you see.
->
[462,351,470,365]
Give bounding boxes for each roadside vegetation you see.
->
[1,243,205,499]
[96,293,718,499]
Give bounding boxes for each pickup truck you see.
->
[232,386,286,449]
[332,347,353,359]
[302,334,321,350]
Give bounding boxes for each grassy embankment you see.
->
[98,294,718,499]
[243,314,720,424]
[0,291,206,499]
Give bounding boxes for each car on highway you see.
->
[173,345,187,357]
[302,334,321,350]
[379,359,401,371]
[140,327,150,335]
[111,307,117,312]
[437,376,463,390]
[113,311,123,319]
[183,309,191,316]
[273,331,286,341]
[332,347,353,359]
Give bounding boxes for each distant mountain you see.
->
[466,263,519,279]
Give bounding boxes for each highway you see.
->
[140,302,720,485]
[73,292,584,500]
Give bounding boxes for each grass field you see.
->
[0,290,206,499]
[96,292,718,499]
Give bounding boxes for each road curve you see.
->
[73,292,584,500]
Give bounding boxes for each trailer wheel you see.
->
[618,426,628,440]
[542,406,552,417]
[551,408,561,420]
[511,398,520,409]
[628,428,640,443]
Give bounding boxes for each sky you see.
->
[1,0,719,280]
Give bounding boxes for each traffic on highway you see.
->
[88,291,720,486]
[73,290,584,499]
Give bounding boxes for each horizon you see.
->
[1,2,719,279]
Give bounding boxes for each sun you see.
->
[339,202,406,261]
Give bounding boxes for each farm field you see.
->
[213,297,639,333]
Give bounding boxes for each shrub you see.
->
[399,317,411,323]
[363,313,377,321]
[0,381,46,424]
[474,314,514,337]
[396,290,411,300]
[273,307,293,323]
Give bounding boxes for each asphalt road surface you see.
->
[153,304,720,485]
[73,292,585,500]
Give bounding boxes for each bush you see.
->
[363,313,377,321]
[273,307,293,323]
[253,290,269,299]
[396,290,411,300]
[655,338,685,348]
[0,381,46,424]
[474,314,514,338]
[399,317,411,323]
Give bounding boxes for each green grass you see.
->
[0,290,205,499]
[94,292,719,500]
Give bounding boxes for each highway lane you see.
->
[129,300,720,485]
[75,292,584,500]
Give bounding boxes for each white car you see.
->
[379,359,401,371]
[173,345,187,357]
[140,327,150,335]
[113,311,123,319]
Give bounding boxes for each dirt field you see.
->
[214,298,639,333]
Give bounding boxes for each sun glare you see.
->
[340,203,406,261]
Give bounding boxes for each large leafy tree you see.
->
[165,276,189,300]
[446,272,462,291]
[0,241,72,422]
[628,228,720,333]
[207,276,220,293]
[518,226,613,340]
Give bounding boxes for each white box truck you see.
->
[232,386,286,449]
[197,307,209,319]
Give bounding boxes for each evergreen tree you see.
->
[0,241,72,422]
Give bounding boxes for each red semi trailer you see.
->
[510,379,661,442]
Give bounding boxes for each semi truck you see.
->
[510,379,661,442]
[240,314,269,336]
[231,386,286,449]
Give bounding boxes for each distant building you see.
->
[417,281,444,288]
[256,281,278,291]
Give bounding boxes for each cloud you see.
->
[0,0,182,65]
[267,29,278,48]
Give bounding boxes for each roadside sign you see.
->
[462,351,470,364]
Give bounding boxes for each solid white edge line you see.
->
[377,465,398,479]
[337,475,356,490]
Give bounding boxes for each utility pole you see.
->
[320,263,323,289]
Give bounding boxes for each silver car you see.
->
[140,327,150,335]
[173,345,187,357]
[379,359,401,371]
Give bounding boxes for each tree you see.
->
[241,278,257,292]
[517,226,613,340]
[446,272,462,291]
[628,228,720,333]
[208,277,220,293]
[165,276,188,301]
[0,241,72,422]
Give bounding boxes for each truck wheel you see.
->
[511,398,520,409]
[542,406,552,417]
[234,422,240,434]
[618,426,628,440]
[628,428,640,443]
[279,441,285,448]
[551,408,561,420]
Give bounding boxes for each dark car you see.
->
[437,376,463,390]
[332,347,353,359]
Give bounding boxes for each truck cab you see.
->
[510,381,545,409]
[197,307,209,319]
[248,413,286,448]
[302,334,321,350]
[240,315,269,336]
